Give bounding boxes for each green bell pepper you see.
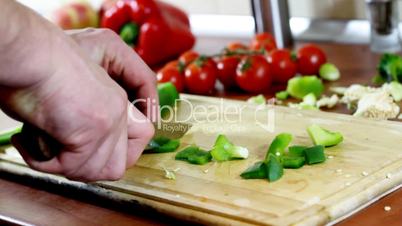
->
[266,153,284,182]
[175,146,212,165]
[307,124,343,147]
[286,76,324,99]
[144,136,180,153]
[0,126,21,145]
[282,155,305,169]
[210,134,248,162]
[240,161,267,179]
[304,145,326,164]
[266,133,293,161]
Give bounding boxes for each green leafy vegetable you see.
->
[286,76,324,99]
[210,134,248,162]
[376,53,402,83]
[319,63,340,81]
[304,145,326,164]
[145,136,180,153]
[0,126,21,145]
[307,124,343,147]
[175,146,212,165]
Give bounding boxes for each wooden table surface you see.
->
[1,39,402,226]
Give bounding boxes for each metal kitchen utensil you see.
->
[366,0,401,52]
[21,121,191,162]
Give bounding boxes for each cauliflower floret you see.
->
[353,90,400,120]
[341,84,378,105]
[316,94,339,108]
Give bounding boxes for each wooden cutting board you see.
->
[1,94,402,226]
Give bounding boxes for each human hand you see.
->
[5,29,155,181]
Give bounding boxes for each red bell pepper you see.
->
[100,0,195,66]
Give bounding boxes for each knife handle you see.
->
[20,124,62,161]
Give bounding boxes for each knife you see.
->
[20,121,191,162]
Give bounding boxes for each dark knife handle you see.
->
[20,124,62,161]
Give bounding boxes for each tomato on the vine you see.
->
[297,44,327,75]
[267,49,297,84]
[178,50,199,67]
[184,57,217,94]
[157,62,185,92]
[250,32,277,53]
[216,56,240,89]
[236,55,272,93]
[226,42,248,52]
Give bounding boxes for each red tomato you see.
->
[216,56,240,89]
[164,60,180,69]
[226,42,248,52]
[297,44,327,75]
[184,58,217,94]
[250,32,277,53]
[178,50,199,66]
[267,49,297,83]
[157,64,185,92]
[236,55,272,93]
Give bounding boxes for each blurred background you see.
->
[16,0,402,45]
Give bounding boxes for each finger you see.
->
[11,133,63,174]
[126,103,154,167]
[106,44,158,119]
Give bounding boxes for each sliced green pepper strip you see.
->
[288,145,307,157]
[319,63,340,81]
[240,161,267,179]
[265,133,293,161]
[175,146,211,165]
[282,155,305,169]
[120,22,139,45]
[307,124,343,147]
[304,145,326,165]
[266,153,283,182]
[144,136,180,153]
[210,134,248,161]
[0,126,21,145]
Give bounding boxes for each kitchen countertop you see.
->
[1,40,402,226]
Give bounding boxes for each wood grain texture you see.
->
[2,94,402,226]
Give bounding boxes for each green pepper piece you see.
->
[120,22,139,45]
[187,151,212,165]
[210,134,248,161]
[302,93,317,106]
[0,126,21,145]
[158,82,180,117]
[266,154,283,182]
[307,124,343,147]
[175,146,212,165]
[247,94,266,105]
[175,146,199,160]
[282,155,305,169]
[144,136,180,153]
[275,91,289,100]
[304,145,326,165]
[319,63,340,81]
[286,76,324,99]
[240,161,267,179]
[288,145,307,157]
[265,133,293,161]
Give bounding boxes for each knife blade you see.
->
[20,121,191,162]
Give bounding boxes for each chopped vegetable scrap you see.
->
[316,94,339,109]
[286,76,324,99]
[307,124,343,147]
[353,89,399,120]
[319,63,340,81]
[175,146,212,165]
[211,134,249,161]
[304,145,326,164]
[145,136,180,153]
[247,94,267,105]
[275,91,289,100]
[0,126,21,145]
